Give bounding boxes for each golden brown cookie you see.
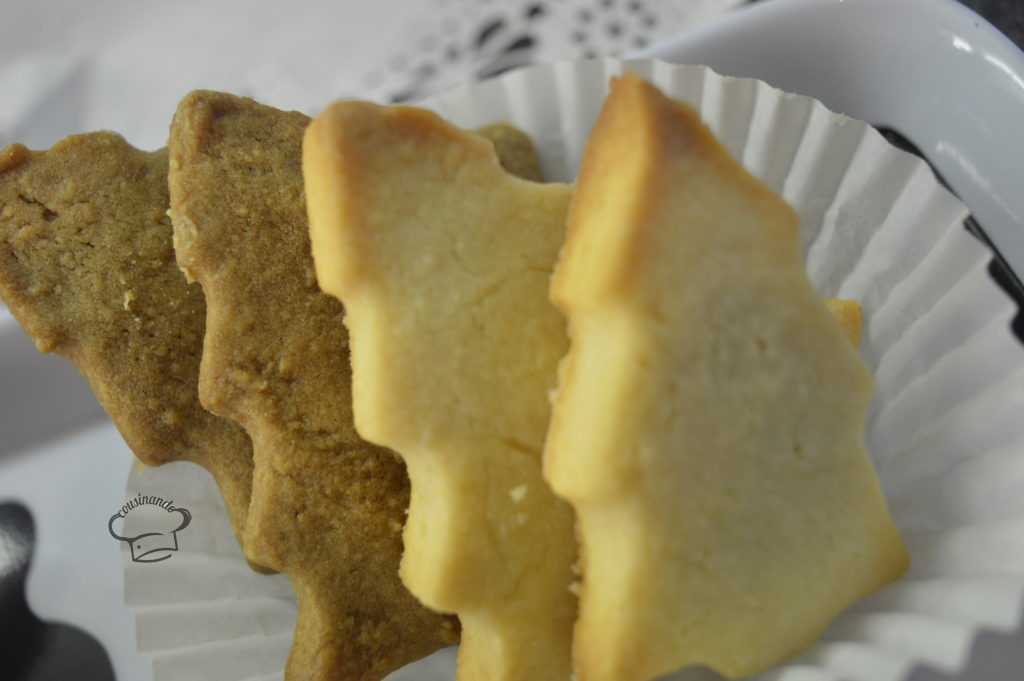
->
[545,74,909,681]
[167,93,539,681]
[0,133,256,549]
[825,297,863,346]
[304,100,578,681]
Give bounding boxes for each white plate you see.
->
[637,0,1024,285]
[3,2,1023,680]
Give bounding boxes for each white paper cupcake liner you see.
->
[123,58,1024,681]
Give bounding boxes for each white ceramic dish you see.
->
[2,2,1022,681]
[637,0,1024,286]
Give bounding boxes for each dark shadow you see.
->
[956,0,1024,49]
[0,502,116,681]
[652,665,727,681]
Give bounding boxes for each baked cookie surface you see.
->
[304,101,577,681]
[0,133,255,546]
[545,74,909,681]
[169,92,543,681]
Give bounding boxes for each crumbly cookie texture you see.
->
[304,101,577,681]
[545,74,909,681]
[0,133,256,550]
[168,92,543,681]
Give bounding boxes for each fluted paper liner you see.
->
[123,59,1024,681]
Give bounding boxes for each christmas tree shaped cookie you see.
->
[544,74,909,681]
[304,101,578,681]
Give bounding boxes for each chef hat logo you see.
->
[108,494,191,563]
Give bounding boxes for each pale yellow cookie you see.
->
[544,74,909,681]
[304,102,577,681]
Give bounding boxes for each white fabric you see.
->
[0,0,742,150]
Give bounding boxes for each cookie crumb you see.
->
[0,144,30,173]
[509,484,528,503]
